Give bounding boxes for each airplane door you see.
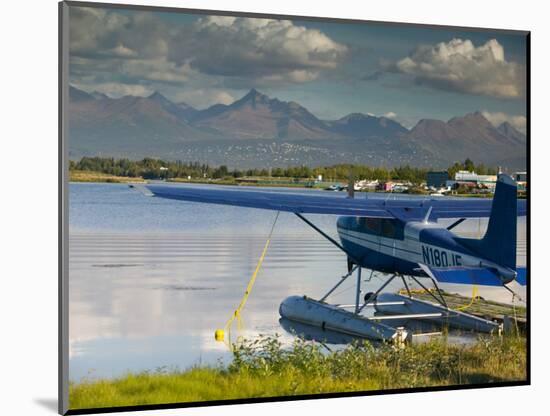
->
[376,235,382,268]
[381,219,397,270]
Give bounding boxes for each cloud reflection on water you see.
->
[69,183,526,380]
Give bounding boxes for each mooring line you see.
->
[455,285,479,311]
[215,211,280,346]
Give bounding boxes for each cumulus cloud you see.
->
[173,89,236,108]
[70,8,170,59]
[481,111,526,133]
[170,16,348,84]
[120,59,194,83]
[74,82,154,98]
[102,45,138,58]
[68,7,348,94]
[389,38,524,98]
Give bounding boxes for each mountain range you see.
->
[68,86,527,169]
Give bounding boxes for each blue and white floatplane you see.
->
[132,174,527,343]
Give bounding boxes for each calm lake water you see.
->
[69,182,527,381]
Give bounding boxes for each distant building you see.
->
[513,171,527,191]
[454,170,477,182]
[514,171,527,182]
[426,171,449,188]
[447,170,497,191]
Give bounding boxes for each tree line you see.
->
[69,157,497,184]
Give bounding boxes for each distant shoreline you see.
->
[69,170,147,184]
[69,170,506,198]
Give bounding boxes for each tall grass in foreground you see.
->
[69,334,526,410]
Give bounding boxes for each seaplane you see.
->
[132,174,527,343]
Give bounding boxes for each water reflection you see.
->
[279,318,359,345]
[69,183,526,381]
[278,318,481,348]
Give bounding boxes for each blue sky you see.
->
[69,5,527,130]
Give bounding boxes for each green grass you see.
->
[69,334,526,410]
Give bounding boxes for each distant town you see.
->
[69,157,527,197]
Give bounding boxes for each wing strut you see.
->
[447,218,466,230]
[294,213,362,265]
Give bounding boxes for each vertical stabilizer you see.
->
[457,175,517,270]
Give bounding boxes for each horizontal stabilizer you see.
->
[516,267,527,286]
[419,263,503,286]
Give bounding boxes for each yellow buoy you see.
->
[214,212,280,347]
[214,329,225,342]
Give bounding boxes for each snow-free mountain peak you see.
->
[66,86,526,169]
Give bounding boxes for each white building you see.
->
[447,170,497,190]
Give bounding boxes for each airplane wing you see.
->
[135,184,394,217]
[136,183,526,220]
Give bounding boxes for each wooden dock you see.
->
[398,289,527,332]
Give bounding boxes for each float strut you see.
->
[409,275,448,307]
[319,264,358,302]
[401,275,412,297]
[357,274,397,314]
[355,267,362,314]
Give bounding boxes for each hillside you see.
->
[67,86,527,169]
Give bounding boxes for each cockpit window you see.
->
[381,219,396,238]
[366,218,381,233]
[355,217,403,240]
[381,219,404,239]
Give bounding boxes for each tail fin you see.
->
[516,267,527,286]
[457,175,517,270]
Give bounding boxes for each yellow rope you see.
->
[215,212,280,345]
[455,285,478,311]
[398,285,479,311]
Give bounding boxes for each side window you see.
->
[381,219,395,238]
[381,219,404,239]
[355,218,402,238]
[365,218,381,234]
